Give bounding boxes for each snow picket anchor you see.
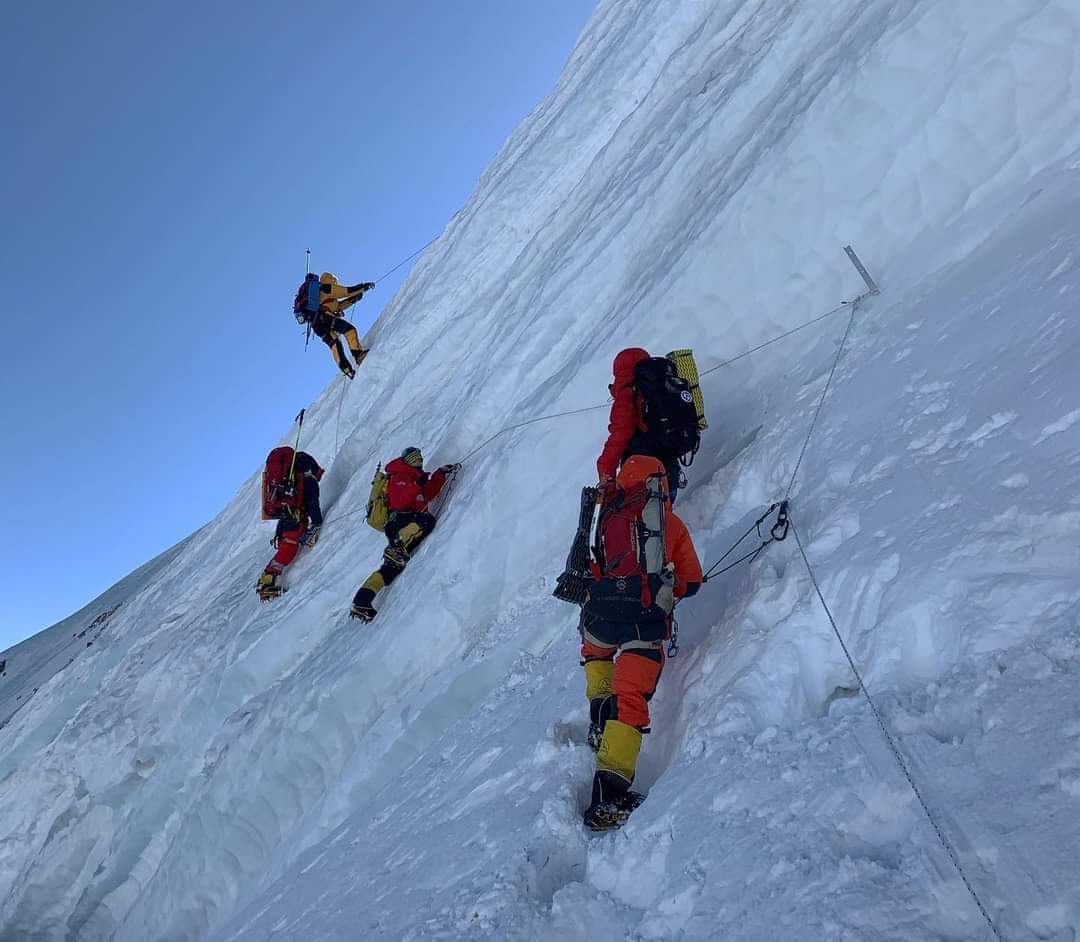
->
[843,244,880,296]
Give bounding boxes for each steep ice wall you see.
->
[2,0,1079,939]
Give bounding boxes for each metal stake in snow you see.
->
[843,244,880,296]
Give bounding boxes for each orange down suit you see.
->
[581,456,702,785]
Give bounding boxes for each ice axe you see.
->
[303,249,313,351]
[287,408,306,484]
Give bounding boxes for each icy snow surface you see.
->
[3,0,1080,939]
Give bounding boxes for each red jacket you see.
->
[596,347,650,480]
[385,458,448,513]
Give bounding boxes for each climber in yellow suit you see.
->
[299,272,375,379]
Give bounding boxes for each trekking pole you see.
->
[287,409,306,483]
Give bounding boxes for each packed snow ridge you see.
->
[3,0,1080,939]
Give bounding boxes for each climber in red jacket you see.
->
[596,347,684,502]
[350,447,461,621]
[256,451,325,601]
[580,454,703,830]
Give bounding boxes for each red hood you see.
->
[386,457,423,478]
[616,454,667,490]
[611,347,650,385]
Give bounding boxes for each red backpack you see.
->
[585,471,669,623]
[261,446,304,520]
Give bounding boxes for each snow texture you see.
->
[3,0,1080,939]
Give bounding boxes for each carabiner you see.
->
[771,500,790,542]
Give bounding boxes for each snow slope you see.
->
[3,0,1080,939]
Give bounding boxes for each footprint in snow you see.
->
[551,720,589,746]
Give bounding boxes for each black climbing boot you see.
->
[583,770,644,831]
[350,587,377,622]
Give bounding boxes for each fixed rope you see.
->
[460,403,610,463]
[701,301,853,376]
[373,236,439,285]
[689,293,1003,936]
[322,293,864,526]
[790,520,1004,941]
[429,466,461,518]
[323,237,439,453]
[742,285,1003,937]
[694,291,866,585]
[334,375,348,454]
[313,253,1006,934]
[459,294,870,465]
[785,297,862,499]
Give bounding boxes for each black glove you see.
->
[362,282,376,292]
[440,463,462,474]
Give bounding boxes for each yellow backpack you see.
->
[365,465,389,531]
[667,348,708,430]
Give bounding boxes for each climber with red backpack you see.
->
[293,271,376,379]
[350,447,461,622]
[596,347,705,503]
[579,454,703,830]
[256,432,325,601]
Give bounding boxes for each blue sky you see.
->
[0,1,594,651]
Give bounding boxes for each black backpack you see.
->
[633,357,701,463]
